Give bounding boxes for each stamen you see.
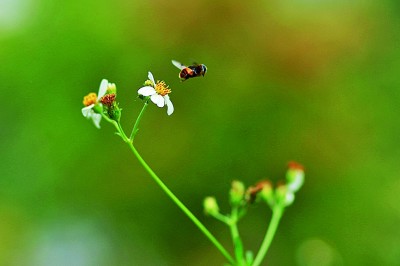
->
[83,93,97,106]
[155,81,171,96]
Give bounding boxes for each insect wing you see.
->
[172,60,186,70]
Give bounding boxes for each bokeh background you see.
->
[1,0,400,265]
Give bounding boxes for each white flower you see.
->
[138,72,174,115]
[82,79,108,128]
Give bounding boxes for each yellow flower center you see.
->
[155,81,171,96]
[83,92,97,106]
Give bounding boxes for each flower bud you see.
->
[144,79,153,87]
[259,180,274,206]
[286,161,304,193]
[285,192,295,206]
[106,82,117,94]
[110,103,122,121]
[100,93,122,121]
[246,180,272,204]
[230,180,245,206]
[203,197,219,216]
[276,185,295,207]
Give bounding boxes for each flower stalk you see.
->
[230,207,245,266]
[130,100,149,141]
[101,110,236,265]
[252,204,284,266]
[126,141,235,265]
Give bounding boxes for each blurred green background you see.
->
[1,0,400,265]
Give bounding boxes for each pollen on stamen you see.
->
[155,81,171,96]
[83,93,97,106]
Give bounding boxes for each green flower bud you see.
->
[259,181,274,206]
[276,185,295,207]
[203,197,219,216]
[144,79,153,87]
[230,180,245,206]
[99,94,122,121]
[285,192,295,206]
[110,102,122,121]
[245,250,254,265]
[275,185,286,204]
[106,82,117,94]
[245,180,272,205]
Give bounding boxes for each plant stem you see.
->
[100,114,129,140]
[230,207,244,266]
[252,205,284,266]
[126,141,236,265]
[101,112,235,264]
[130,101,149,141]
[212,213,231,225]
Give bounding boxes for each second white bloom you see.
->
[138,72,174,116]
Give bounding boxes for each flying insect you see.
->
[172,60,207,81]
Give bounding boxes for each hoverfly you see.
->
[172,60,207,81]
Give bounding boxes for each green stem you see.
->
[252,205,284,266]
[126,141,236,265]
[130,101,149,141]
[101,114,129,141]
[212,213,231,225]
[230,207,244,266]
[101,112,235,264]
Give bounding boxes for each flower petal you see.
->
[82,104,94,117]
[164,95,174,115]
[98,79,108,99]
[91,113,102,129]
[151,94,165,107]
[138,86,156,96]
[148,72,156,86]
